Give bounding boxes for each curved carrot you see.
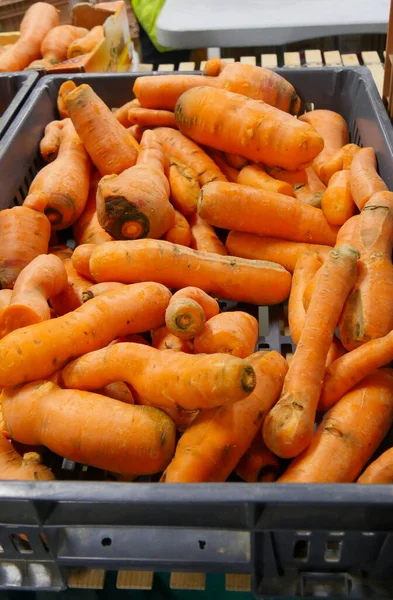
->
[207,151,239,183]
[236,437,280,482]
[72,243,96,279]
[165,298,205,340]
[321,170,356,225]
[128,106,177,128]
[0,290,11,311]
[97,381,134,404]
[0,206,51,289]
[321,143,360,183]
[189,213,228,255]
[66,25,104,59]
[82,282,125,303]
[226,231,331,273]
[2,381,175,476]
[293,167,326,208]
[97,130,174,240]
[170,287,219,320]
[40,120,64,162]
[194,311,258,358]
[66,84,138,175]
[350,147,387,210]
[88,239,292,305]
[325,335,346,368]
[41,25,88,64]
[263,245,359,458]
[176,88,323,171]
[199,182,339,246]
[62,342,256,410]
[167,160,200,215]
[151,325,193,352]
[164,210,191,246]
[238,164,294,197]
[279,370,393,483]
[358,448,393,484]
[161,351,287,482]
[57,81,76,119]
[49,245,92,315]
[0,282,171,388]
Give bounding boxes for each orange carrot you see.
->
[224,152,248,170]
[0,282,171,388]
[40,120,64,162]
[88,239,292,305]
[113,99,139,126]
[49,245,92,315]
[2,381,175,476]
[71,243,95,279]
[325,335,346,368]
[279,370,393,483]
[0,290,11,311]
[134,395,198,433]
[164,209,191,246]
[357,448,393,484]
[266,166,307,187]
[321,170,356,225]
[134,74,213,110]
[167,160,200,215]
[236,436,280,482]
[199,182,339,246]
[66,25,104,59]
[128,106,177,128]
[293,167,326,208]
[0,206,51,289]
[40,25,88,64]
[73,172,114,245]
[238,164,294,197]
[350,147,387,210]
[189,213,228,255]
[321,143,361,184]
[226,231,331,273]
[57,81,76,119]
[176,88,323,171]
[24,119,91,230]
[128,124,146,143]
[0,254,67,337]
[82,282,125,303]
[165,299,205,340]
[97,130,174,239]
[207,150,239,183]
[66,84,138,175]
[298,110,349,183]
[96,381,134,404]
[263,245,359,458]
[0,3,59,72]
[194,311,258,358]
[62,342,256,410]
[151,325,193,352]
[169,286,219,321]
[161,351,287,482]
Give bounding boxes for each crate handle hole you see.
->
[198,540,206,550]
[324,540,342,562]
[293,539,309,561]
[9,534,33,554]
[101,537,112,547]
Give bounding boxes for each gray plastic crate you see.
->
[1,69,393,598]
[0,72,38,139]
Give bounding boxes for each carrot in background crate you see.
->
[236,436,280,483]
[357,448,393,484]
[73,172,114,246]
[67,25,104,59]
[164,210,191,246]
[151,325,193,352]
[167,160,200,215]
[263,245,359,458]
[50,245,92,315]
[0,206,51,290]
[293,167,326,208]
[189,214,228,255]
[238,164,294,197]
[350,147,387,210]
[193,311,259,358]
[40,25,88,64]
[321,170,356,225]
[279,370,393,483]
[128,106,177,129]
[166,287,219,340]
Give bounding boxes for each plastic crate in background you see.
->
[0,72,37,138]
[1,69,393,598]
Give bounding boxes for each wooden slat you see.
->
[225,574,251,592]
[137,63,153,72]
[158,64,175,71]
[117,571,153,589]
[361,50,382,65]
[323,50,342,66]
[223,58,235,63]
[240,56,256,65]
[261,53,278,68]
[178,62,196,71]
[169,573,206,590]
[200,60,207,70]
[304,49,322,67]
[68,569,105,589]
[369,63,384,96]
[341,53,360,66]
[283,51,301,67]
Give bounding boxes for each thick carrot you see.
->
[224,152,248,170]
[321,170,356,225]
[151,325,193,352]
[194,311,258,358]
[208,151,239,183]
[357,448,393,484]
[66,84,138,175]
[62,342,256,410]
[238,164,294,197]
[168,286,219,323]
[167,160,200,215]
[325,335,346,368]
[57,81,76,119]
[165,298,205,340]
[226,231,331,273]
[71,243,95,279]
[164,210,191,246]
[134,74,213,110]
[40,120,64,162]
[321,143,361,184]
[176,88,323,171]
[0,206,51,290]
[338,191,393,350]
[0,290,11,311]
[96,381,134,404]
[41,25,88,64]
[189,213,228,255]
[0,282,171,388]
[298,110,349,183]
[82,282,125,303]
[24,119,91,230]
[155,128,226,186]
[88,239,292,305]
[236,437,280,482]
[2,381,175,476]
[73,172,114,245]
[350,147,387,210]
[199,182,339,246]
[293,167,326,208]
[128,106,177,128]
[263,245,359,458]
[0,3,59,72]
[66,25,104,59]
[279,370,393,483]
[49,245,92,315]
[161,351,287,482]
[97,130,174,239]
[0,254,67,337]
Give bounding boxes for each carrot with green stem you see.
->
[357,448,393,484]
[97,130,174,240]
[293,167,326,208]
[128,106,177,128]
[236,437,280,482]
[167,160,200,215]
[350,147,387,210]
[73,172,114,245]
[161,351,287,482]
[49,245,92,315]
[263,245,359,458]
[279,370,393,483]
[321,170,356,225]
[189,214,227,255]
[194,311,258,358]
[0,282,171,388]
[151,325,193,352]
[164,210,191,246]
[67,25,104,59]
[88,239,292,305]
[62,342,256,410]
[165,287,219,339]
[207,150,239,183]
[2,381,175,476]
[238,164,294,197]
[0,206,51,290]
[176,88,323,171]
[199,182,339,246]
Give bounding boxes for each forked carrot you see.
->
[321,143,360,183]
[357,448,393,484]
[321,170,356,225]
[288,252,323,346]
[194,311,258,358]
[350,147,387,209]
[189,214,228,255]
[167,160,200,215]
[151,325,193,352]
[263,245,359,458]
[50,245,93,315]
[293,167,326,208]
[236,437,280,482]
[238,164,294,196]
[73,172,114,245]
[128,106,177,128]
[166,287,219,340]
[164,210,191,246]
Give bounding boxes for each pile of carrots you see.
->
[1,57,393,486]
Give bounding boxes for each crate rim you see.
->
[0,70,38,139]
